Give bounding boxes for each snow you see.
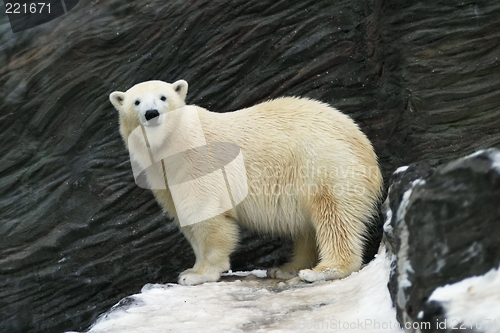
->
[221,269,268,278]
[462,149,500,174]
[382,206,393,236]
[429,265,500,333]
[394,149,500,175]
[460,242,483,263]
[464,149,485,160]
[67,247,403,333]
[393,179,425,310]
[491,150,500,174]
[393,166,408,174]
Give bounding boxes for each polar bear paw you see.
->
[178,270,221,286]
[298,267,348,283]
[267,267,299,280]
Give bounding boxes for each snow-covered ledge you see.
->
[67,247,403,333]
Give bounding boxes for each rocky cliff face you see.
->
[383,149,500,332]
[1,0,499,332]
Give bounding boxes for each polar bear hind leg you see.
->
[298,189,365,283]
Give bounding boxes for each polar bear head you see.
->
[109,80,188,139]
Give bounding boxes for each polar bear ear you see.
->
[110,91,126,111]
[172,80,188,101]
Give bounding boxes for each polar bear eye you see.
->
[135,100,140,106]
[160,96,166,102]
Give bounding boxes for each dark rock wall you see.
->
[0,0,499,332]
[383,149,500,331]
[378,0,500,168]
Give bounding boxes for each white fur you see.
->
[110,80,383,285]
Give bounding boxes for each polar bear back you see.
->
[194,97,381,235]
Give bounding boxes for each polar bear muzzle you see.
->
[144,109,161,126]
[145,109,160,121]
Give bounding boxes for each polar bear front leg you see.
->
[178,215,239,285]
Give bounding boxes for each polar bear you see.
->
[109,80,383,285]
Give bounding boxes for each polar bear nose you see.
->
[145,109,160,121]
